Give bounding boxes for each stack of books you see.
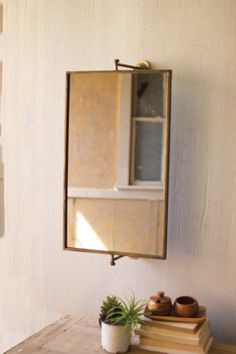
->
[136,317,213,354]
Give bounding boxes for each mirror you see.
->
[64,70,171,259]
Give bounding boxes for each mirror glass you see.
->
[64,70,171,259]
[134,121,163,181]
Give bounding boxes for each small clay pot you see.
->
[174,296,199,317]
[147,291,172,316]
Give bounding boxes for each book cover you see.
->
[141,317,202,333]
[139,336,213,354]
[137,328,211,346]
[139,335,213,354]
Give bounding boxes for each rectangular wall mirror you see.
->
[64,70,171,259]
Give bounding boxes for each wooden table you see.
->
[5,315,236,354]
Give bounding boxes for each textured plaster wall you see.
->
[1,0,236,351]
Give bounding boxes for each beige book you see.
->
[137,328,211,346]
[139,335,213,354]
[137,319,210,346]
[141,317,202,333]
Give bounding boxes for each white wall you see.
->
[1,0,236,351]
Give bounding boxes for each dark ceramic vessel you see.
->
[147,291,172,316]
[174,296,199,317]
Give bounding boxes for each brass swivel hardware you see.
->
[114,59,151,71]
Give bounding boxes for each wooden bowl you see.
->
[174,296,199,317]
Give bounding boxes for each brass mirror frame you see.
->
[63,70,172,260]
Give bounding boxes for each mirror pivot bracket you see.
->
[114,59,151,71]
[110,254,124,266]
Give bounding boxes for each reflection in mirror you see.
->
[64,70,171,259]
[133,73,164,117]
[134,121,163,182]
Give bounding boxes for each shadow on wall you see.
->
[168,68,209,256]
[0,144,4,237]
[167,69,236,343]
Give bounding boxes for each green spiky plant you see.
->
[99,295,123,325]
[100,295,146,333]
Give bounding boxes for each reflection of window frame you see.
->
[116,71,170,191]
[130,116,166,187]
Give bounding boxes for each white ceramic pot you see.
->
[101,321,131,353]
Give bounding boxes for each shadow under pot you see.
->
[174,296,199,317]
[147,291,172,316]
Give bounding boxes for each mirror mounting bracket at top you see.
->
[114,59,151,71]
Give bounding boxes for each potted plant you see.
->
[99,295,146,353]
